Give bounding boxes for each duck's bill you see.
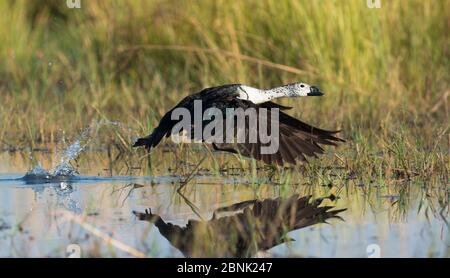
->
[307,86,324,96]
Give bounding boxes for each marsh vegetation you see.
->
[0,0,448,257]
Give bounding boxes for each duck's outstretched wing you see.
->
[213,100,345,165]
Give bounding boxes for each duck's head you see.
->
[285,82,324,97]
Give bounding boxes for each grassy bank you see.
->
[0,0,448,178]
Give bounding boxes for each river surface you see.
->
[0,151,448,258]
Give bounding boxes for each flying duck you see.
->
[133,83,344,165]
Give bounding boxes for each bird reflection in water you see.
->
[133,194,346,257]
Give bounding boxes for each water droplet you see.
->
[23,120,126,182]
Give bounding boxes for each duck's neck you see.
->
[238,85,292,104]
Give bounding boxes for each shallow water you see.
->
[0,151,448,258]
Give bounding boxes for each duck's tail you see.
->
[132,136,152,149]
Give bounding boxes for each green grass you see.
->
[0,0,448,179]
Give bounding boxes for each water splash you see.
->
[22,164,52,182]
[50,127,89,177]
[23,120,121,182]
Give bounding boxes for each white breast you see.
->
[237,85,271,104]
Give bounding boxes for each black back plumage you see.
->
[133,84,241,149]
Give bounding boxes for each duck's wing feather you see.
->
[213,100,345,165]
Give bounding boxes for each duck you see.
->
[133,83,344,165]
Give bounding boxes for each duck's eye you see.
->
[300,84,305,88]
